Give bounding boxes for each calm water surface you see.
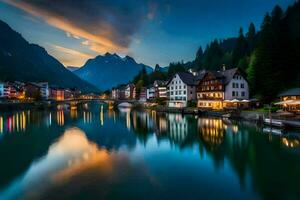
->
[0,102,299,200]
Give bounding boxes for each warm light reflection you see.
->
[57,110,65,126]
[198,118,225,147]
[282,137,300,148]
[100,105,104,126]
[70,108,78,119]
[0,116,3,133]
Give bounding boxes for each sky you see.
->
[0,0,295,68]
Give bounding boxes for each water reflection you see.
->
[0,128,153,199]
[0,104,300,200]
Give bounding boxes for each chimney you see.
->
[222,64,226,71]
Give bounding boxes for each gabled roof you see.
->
[204,68,240,85]
[278,88,300,97]
[154,80,167,87]
[221,68,239,85]
[176,72,197,86]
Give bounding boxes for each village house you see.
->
[111,85,126,100]
[3,82,17,98]
[49,87,65,101]
[166,72,198,108]
[197,68,249,109]
[36,82,49,99]
[24,82,41,99]
[125,84,135,99]
[153,80,167,99]
[276,88,300,112]
[146,86,156,100]
[139,87,147,102]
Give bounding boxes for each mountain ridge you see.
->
[74,52,153,90]
[0,20,99,92]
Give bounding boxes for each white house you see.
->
[167,72,197,108]
[36,82,49,99]
[223,69,249,100]
[146,86,155,100]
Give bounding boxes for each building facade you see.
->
[146,86,156,100]
[167,72,197,108]
[154,80,167,98]
[50,87,65,101]
[197,68,249,109]
[125,84,135,99]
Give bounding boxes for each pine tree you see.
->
[232,28,248,66]
[246,23,256,52]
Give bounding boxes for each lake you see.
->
[0,102,299,200]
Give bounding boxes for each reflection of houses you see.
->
[197,68,249,109]
[167,114,188,143]
[276,88,300,112]
[198,118,225,147]
[167,72,198,108]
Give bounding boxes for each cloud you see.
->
[3,0,148,54]
[49,44,93,66]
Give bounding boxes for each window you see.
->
[183,91,186,95]
[171,91,173,95]
[190,91,193,94]
[179,91,181,95]
[232,91,235,96]
[236,83,239,88]
[236,91,239,96]
[232,82,235,88]
[175,86,177,89]
[179,86,181,89]
[171,86,173,90]
[175,91,178,95]
[241,83,244,88]
[242,91,245,97]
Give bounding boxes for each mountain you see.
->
[74,53,153,90]
[0,20,99,92]
[154,64,169,73]
[66,66,80,72]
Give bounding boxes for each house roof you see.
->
[221,68,239,85]
[154,80,167,87]
[176,72,197,86]
[278,88,300,97]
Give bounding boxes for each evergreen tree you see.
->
[232,28,248,65]
[195,46,204,69]
[203,40,223,70]
[167,62,185,77]
[246,23,256,52]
